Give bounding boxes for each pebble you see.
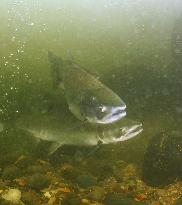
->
[26,165,48,174]
[60,164,81,180]
[1,165,21,180]
[104,193,148,205]
[62,193,81,205]
[15,156,34,169]
[0,154,19,167]
[28,173,51,190]
[2,188,22,204]
[0,198,16,205]
[21,190,42,205]
[89,162,114,180]
[104,193,131,205]
[86,186,105,201]
[76,174,97,188]
[48,196,56,205]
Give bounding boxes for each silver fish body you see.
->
[15,112,143,153]
[48,51,126,124]
[0,52,143,155]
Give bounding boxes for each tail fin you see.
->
[48,51,62,88]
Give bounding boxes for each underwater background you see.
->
[0,0,182,204]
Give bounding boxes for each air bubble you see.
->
[29,22,34,26]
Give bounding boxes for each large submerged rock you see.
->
[142,131,182,186]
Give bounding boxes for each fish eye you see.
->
[119,127,127,135]
[98,105,107,113]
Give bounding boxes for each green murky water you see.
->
[0,1,181,204]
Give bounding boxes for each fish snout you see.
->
[118,123,143,141]
[105,105,126,124]
[96,104,126,124]
[112,106,126,118]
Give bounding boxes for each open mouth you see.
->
[118,123,143,141]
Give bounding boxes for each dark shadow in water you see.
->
[142,131,182,186]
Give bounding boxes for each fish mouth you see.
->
[97,106,126,124]
[117,123,143,141]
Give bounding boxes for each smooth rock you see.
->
[60,165,81,181]
[86,186,105,201]
[76,174,97,188]
[104,193,148,205]
[15,156,34,169]
[26,165,48,174]
[1,165,21,180]
[62,193,81,205]
[2,189,22,204]
[28,173,51,190]
[104,193,132,205]
[0,198,16,205]
[21,190,42,205]
[142,131,182,186]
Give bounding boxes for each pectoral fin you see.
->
[48,141,63,155]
